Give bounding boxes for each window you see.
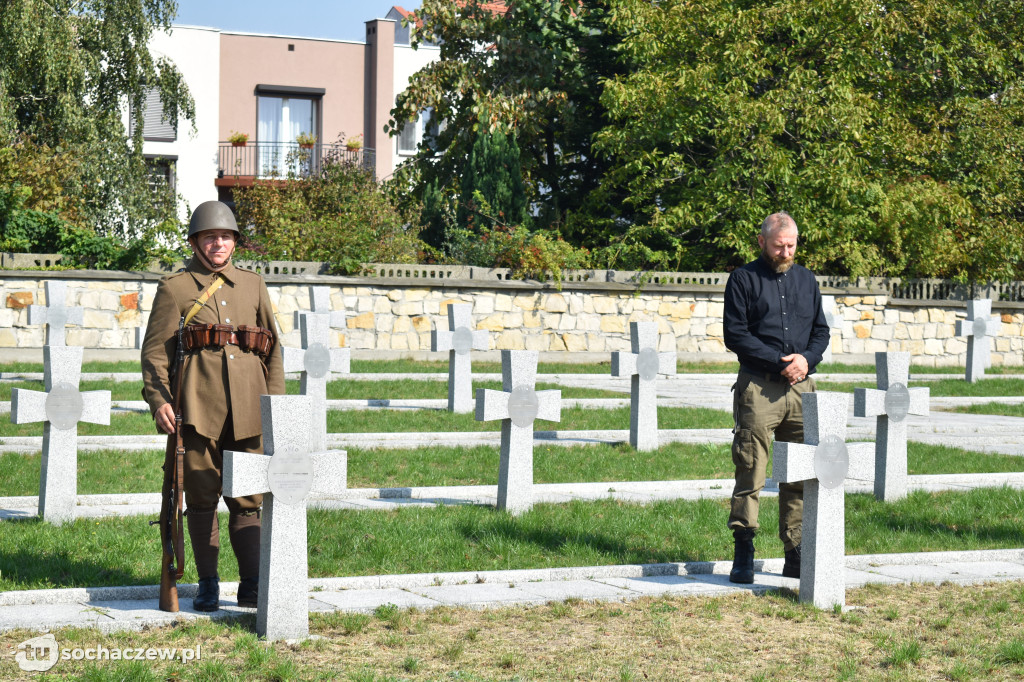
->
[131,88,176,142]
[397,108,438,156]
[144,156,176,195]
[255,85,324,177]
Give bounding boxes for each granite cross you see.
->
[28,280,84,346]
[853,352,930,502]
[821,295,838,364]
[432,303,489,413]
[223,394,347,642]
[10,346,111,524]
[772,391,874,610]
[475,350,561,515]
[282,313,350,452]
[611,321,677,451]
[292,285,348,332]
[954,299,1001,383]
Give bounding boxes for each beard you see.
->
[763,249,794,273]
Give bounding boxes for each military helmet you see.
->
[187,201,239,238]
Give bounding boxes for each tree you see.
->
[390,0,627,242]
[593,0,1024,281]
[457,128,530,231]
[0,0,194,252]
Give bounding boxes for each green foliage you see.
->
[391,0,625,231]
[0,0,193,248]
[456,128,529,233]
[233,154,423,274]
[593,0,1024,280]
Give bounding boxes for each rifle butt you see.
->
[158,553,180,613]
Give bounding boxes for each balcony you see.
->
[216,142,375,185]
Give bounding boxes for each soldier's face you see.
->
[758,227,798,273]
[191,229,237,269]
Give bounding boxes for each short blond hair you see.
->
[760,211,798,238]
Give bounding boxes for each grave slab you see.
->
[475,350,561,515]
[432,304,489,413]
[518,580,633,603]
[954,299,1001,382]
[223,394,347,641]
[853,352,930,501]
[773,391,875,610]
[410,583,550,609]
[27,280,84,346]
[611,321,677,451]
[10,346,110,524]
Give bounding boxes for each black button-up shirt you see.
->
[723,256,831,376]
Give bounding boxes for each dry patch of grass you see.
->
[1,581,1022,680]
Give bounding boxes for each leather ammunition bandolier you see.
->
[182,323,274,360]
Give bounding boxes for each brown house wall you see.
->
[219,33,367,147]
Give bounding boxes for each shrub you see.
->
[234,154,422,274]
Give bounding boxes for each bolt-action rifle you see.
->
[152,316,187,612]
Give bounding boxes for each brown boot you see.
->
[186,508,220,611]
[229,510,261,608]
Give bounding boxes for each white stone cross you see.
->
[853,352,929,502]
[10,346,111,524]
[772,391,874,610]
[292,285,347,331]
[821,295,839,364]
[282,314,350,452]
[28,280,84,346]
[611,321,676,451]
[223,394,347,642]
[954,299,1001,382]
[432,303,489,413]
[475,350,560,515]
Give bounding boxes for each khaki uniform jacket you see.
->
[141,259,285,440]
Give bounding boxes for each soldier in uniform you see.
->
[142,201,285,612]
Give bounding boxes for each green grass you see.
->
[944,402,1024,418]
[1,440,1021,497]
[817,376,1024,396]
[1,487,1021,591]
[0,377,622,402]
[0,404,733,437]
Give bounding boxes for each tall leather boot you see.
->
[229,510,261,608]
[783,543,802,578]
[729,528,756,584]
[186,508,220,612]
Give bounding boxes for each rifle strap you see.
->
[183,274,226,327]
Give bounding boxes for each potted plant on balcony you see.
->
[228,131,249,147]
[296,132,317,149]
[344,134,363,151]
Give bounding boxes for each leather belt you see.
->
[740,368,788,383]
[182,323,274,360]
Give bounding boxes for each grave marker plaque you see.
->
[853,352,929,502]
[475,350,560,515]
[223,394,347,642]
[954,299,1001,382]
[611,321,677,451]
[432,304,489,413]
[773,392,874,610]
[10,346,111,524]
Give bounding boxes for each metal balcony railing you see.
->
[217,142,375,180]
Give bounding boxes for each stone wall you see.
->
[2,270,1023,366]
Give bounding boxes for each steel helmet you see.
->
[187,201,239,238]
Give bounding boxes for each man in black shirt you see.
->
[722,211,830,584]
